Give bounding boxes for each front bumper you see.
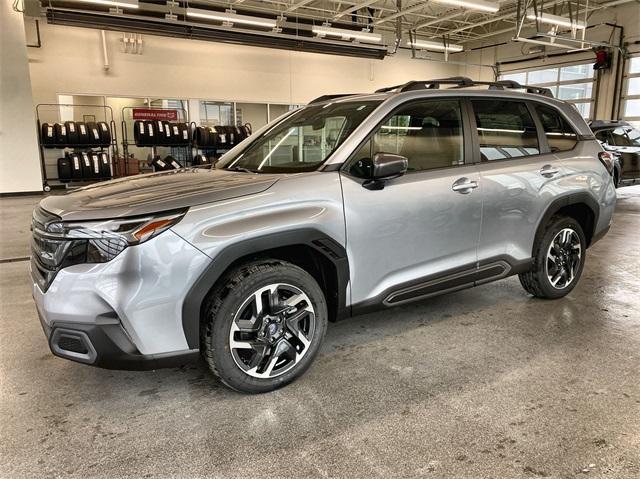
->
[37,308,199,370]
[31,229,211,369]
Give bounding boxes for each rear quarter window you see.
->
[471,100,540,161]
[534,104,578,152]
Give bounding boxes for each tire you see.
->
[202,260,328,393]
[519,216,586,299]
[613,169,620,188]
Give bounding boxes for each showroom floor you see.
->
[1,187,639,479]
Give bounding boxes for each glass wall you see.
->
[199,101,233,127]
[501,63,595,119]
[622,56,640,128]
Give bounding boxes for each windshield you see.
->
[218,100,381,173]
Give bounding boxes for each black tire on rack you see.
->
[193,154,210,166]
[99,152,111,179]
[79,151,93,179]
[146,121,158,146]
[162,121,172,145]
[75,122,90,145]
[97,122,111,146]
[133,120,146,146]
[41,123,55,148]
[57,156,72,182]
[86,122,101,145]
[89,153,102,179]
[176,123,190,144]
[68,152,83,179]
[196,126,209,148]
[53,123,68,146]
[65,121,79,146]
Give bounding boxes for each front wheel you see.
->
[519,216,586,299]
[202,260,327,393]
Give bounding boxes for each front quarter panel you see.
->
[172,171,346,257]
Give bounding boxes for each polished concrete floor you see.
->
[1,187,639,479]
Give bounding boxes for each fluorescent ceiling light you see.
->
[76,0,139,8]
[312,25,382,43]
[526,10,586,29]
[431,0,499,13]
[187,8,277,28]
[408,39,464,52]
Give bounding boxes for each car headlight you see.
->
[35,209,187,266]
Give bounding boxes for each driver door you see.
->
[340,98,482,309]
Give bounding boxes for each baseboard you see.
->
[0,190,44,198]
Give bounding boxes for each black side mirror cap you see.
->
[363,153,408,190]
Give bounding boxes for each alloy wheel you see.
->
[228,283,316,379]
[545,228,582,290]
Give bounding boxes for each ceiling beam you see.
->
[286,0,316,12]
[333,0,379,19]
[372,1,433,25]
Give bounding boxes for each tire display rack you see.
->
[192,123,253,167]
[120,106,193,175]
[36,103,119,192]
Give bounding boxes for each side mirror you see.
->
[363,153,408,190]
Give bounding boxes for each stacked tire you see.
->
[41,121,111,147]
[193,123,252,150]
[133,121,190,146]
[57,151,112,182]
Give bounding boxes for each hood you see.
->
[40,168,281,221]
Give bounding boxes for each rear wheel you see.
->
[202,260,327,393]
[519,216,586,299]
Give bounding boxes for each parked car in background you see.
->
[590,120,640,187]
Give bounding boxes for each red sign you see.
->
[132,108,178,121]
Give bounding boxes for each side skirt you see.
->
[351,256,533,317]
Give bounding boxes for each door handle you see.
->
[539,165,560,177]
[451,178,478,193]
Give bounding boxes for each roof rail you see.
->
[308,94,358,104]
[375,77,554,98]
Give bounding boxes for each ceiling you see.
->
[35,0,630,58]
[191,0,623,44]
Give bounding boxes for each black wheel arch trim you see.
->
[181,228,350,350]
[533,192,600,252]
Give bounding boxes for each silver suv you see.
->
[31,78,616,393]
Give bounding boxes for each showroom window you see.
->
[622,55,640,128]
[501,63,595,119]
[472,99,539,160]
[200,101,234,127]
[534,104,578,152]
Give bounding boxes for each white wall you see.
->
[0,6,43,194]
[28,22,459,107]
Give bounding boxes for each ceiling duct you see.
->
[43,8,388,59]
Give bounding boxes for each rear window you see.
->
[472,100,540,161]
[535,104,578,152]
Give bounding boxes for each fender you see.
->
[532,192,599,252]
[181,228,350,349]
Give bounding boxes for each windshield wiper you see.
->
[227,166,257,173]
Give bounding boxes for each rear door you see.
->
[340,98,483,308]
[470,98,572,271]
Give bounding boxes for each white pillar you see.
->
[0,7,43,193]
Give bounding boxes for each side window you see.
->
[472,100,539,161]
[610,127,632,146]
[349,99,464,175]
[595,130,611,144]
[534,104,578,152]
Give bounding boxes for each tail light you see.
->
[598,151,615,176]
